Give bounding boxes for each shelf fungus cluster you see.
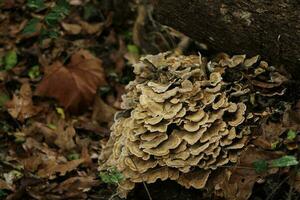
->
[99,52,287,197]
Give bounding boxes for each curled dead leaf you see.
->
[61,22,82,35]
[35,50,107,112]
[5,83,42,122]
[78,21,105,35]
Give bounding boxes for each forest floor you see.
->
[0,0,300,200]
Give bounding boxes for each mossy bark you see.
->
[153,0,300,78]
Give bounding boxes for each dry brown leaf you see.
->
[21,155,43,172]
[61,22,82,35]
[92,97,117,124]
[28,121,57,145]
[213,146,283,200]
[22,138,58,158]
[68,0,84,5]
[253,121,287,149]
[80,142,92,166]
[0,179,14,191]
[61,13,112,36]
[283,101,300,131]
[78,21,105,35]
[54,120,76,151]
[6,83,42,122]
[54,176,99,193]
[35,50,106,112]
[37,158,85,178]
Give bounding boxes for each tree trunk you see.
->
[153,0,300,78]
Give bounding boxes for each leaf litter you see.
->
[0,0,300,200]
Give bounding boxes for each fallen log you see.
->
[153,0,300,78]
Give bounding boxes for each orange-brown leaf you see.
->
[35,50,106,112]
[37,159,85,178]
[0,179,14,191]
[5,83,42,122]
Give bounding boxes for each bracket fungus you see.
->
[99,52,287,197]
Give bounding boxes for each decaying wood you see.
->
[153,0,300,78]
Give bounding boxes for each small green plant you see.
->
[55,107,65,119]
[22,18,40,35]
[3,50,18,70]
[253,155,299,173]
[127,44,140,55]
[46,123,57,130]
[67,153,80,161]
[287,130,297,140]
[28,65,40,79]
[99,167,124,184]
[271,141,279,149]
[270,155,298,168]
[253,159,268,173]
[27,0,45,10]
[22,0,70,40]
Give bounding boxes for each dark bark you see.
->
[153,0,300,78]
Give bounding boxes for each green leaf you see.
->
[22,18,40,35]
[40,28,59,41]
[27,0,45,10]
[67,153,80,161]
[127,44,140,55]
[28,65,40,79]
[56,107,65,119]
[45,12,61,26]
[271,141,279,149]
[47,29,60,39]
[253,159,268,173]
[270,155,299,168]
[55,0,70,15]
[99,167,124,184]
[4,51,17,70]
[47,123,57,130]
[0,93,9,108]
[287,130,297,140]
[45,0,69,26]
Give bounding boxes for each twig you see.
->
[129,157,153,200]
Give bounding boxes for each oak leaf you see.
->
[5,83,42,122]
[35,50,106,112]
